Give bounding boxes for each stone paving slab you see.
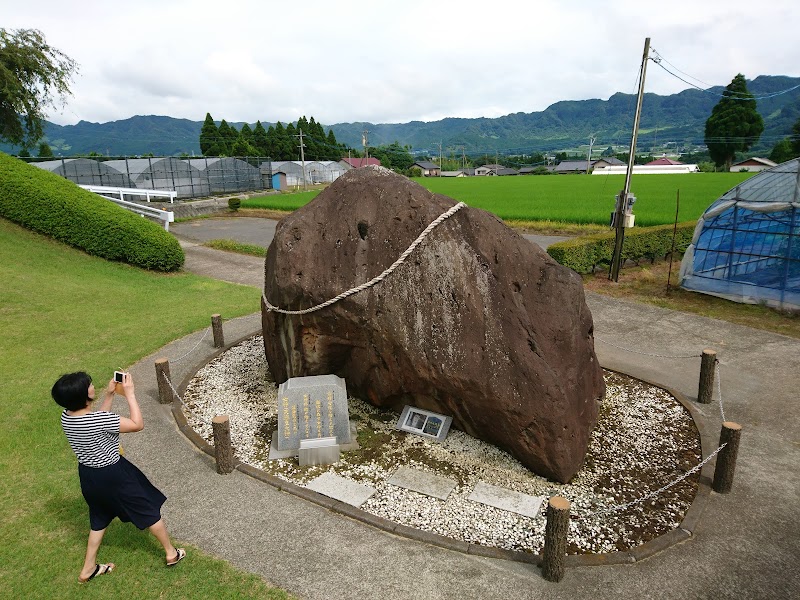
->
[305,472,376,507]
[388,466,457,500]
[467,481,545,518]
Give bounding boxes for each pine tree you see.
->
[240,123,254,143]
[704,74,764,170]
[253,121,268,155]
[265,125,277,158]
[285,123,297,159]
[199,112,218,155]
[327,129,339,160]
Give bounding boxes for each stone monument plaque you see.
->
[276,374,351,451]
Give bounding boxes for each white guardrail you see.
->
[79,185,176,231]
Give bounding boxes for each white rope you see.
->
[160,370,208,423]
[574,442,727,520]
[263,202,467,315]
[594,335,700,359]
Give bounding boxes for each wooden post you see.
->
[541,496,570,582]
[155,358,172,405]
[698,348,716,404]
[713,422,742,494]
[211,314,225,348]
[212,415,234,474]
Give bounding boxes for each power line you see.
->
[650,48,800,100]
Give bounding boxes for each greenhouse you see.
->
[105,158,209,198]
[32,158,133,188]
[680,158,800,310]
[187,158,264,194]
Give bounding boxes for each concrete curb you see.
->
[168,323,716,570]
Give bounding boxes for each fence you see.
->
[27,156,275,199]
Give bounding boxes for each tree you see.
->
[0,28,78,148]
[769,139,795,164]
[704,74,764,171]
[792,116,800,156]
[37,142,53,157]
[253,121,268,156]
[199,113,218,155]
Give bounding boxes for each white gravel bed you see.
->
[183,336,702,555]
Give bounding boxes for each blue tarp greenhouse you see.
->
[680,158,800,309]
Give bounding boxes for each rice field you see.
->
[244,172,755,227]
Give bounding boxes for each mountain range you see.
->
[4,75,799,158]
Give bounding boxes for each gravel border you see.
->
[173,332,716,566]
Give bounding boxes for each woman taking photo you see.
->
[52,371,185,583]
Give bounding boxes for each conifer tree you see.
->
[199,112,218,155]
[704,74,764,170]
[253,121,268,155]
[240,123,254,143]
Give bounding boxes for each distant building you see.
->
[592,157,625,169]
[412,161,441,176]
[553,160,591,174]
[340,157,381,169]
[440,170,467,177]
[475,164,517,176]
[730,157,777,172]
[646,157,684,166]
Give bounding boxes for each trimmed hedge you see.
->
[0,153,184,271]
[546,221,697,274]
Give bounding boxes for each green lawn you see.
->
[244,173,754,227]
[0,218,289,598]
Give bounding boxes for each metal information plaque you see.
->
[396,406,453,442]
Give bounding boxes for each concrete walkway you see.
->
[118,222,799,599]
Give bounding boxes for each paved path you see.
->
[120,220,799,599]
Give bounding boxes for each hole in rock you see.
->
[357,222,369,240]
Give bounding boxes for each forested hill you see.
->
[4,75,799,157]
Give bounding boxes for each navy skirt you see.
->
[78,456,167,531]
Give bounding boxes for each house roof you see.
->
[646,157,684,166]
[478,164,504,170]
[731,157,777,167]
[413,161,440,170]
[554,160,590,172]
[594,157,625,166]
[340,157,381,168]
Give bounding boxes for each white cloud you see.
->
[3,0,799,126]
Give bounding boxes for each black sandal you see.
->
[166,548,186,567]
[78,562,114,583]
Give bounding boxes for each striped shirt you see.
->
[61,410,121,468]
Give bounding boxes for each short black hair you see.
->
[51,372,92,411]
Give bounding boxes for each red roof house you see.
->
[645,157,684,166]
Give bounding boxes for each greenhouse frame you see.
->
[680,158,800,310]
[33,158,134,188]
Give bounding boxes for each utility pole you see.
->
[296,128,307,191]
[585,135,596,174]
[362,129,369,163]
[609,37,650,282]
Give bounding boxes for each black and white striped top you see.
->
[61,410,121,468]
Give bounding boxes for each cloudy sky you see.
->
[4,0,800,127]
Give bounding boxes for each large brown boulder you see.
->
[262,167,604,482]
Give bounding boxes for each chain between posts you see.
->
[159,370,208,423]
[263,202,467,315]
[594,335,700,359]
[716,360,726,422]
[572,442,726,520]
